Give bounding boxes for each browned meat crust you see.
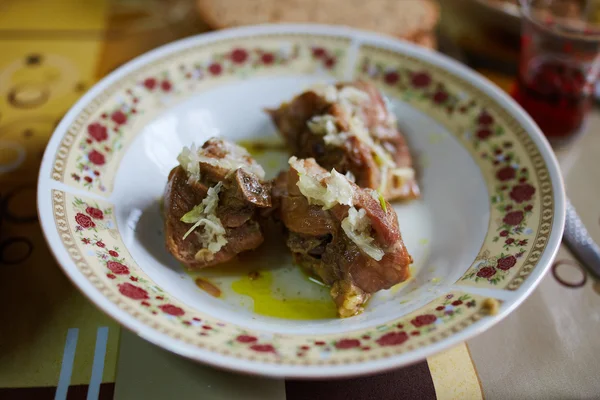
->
[163,138,271,269]
[273,158,412,317]
[267,81,419,201]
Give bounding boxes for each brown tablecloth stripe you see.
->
[0,383,115,400]
[285,361,436,400]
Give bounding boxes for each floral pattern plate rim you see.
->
[37,24,566,378]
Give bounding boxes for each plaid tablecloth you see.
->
[0,1,598,399]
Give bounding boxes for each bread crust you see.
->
[196,0,440,40]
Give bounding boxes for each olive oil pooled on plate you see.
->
[191,137,337,320]
[192,226,336,320]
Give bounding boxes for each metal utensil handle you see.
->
[563,201,600,278]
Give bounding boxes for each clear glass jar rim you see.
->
[519,0,600,42]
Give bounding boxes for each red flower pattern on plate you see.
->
[86,206,103,219]
[411,314,437,327]
[161,80,172,92]
[510,183,536,203]
[87,123,108,142]
[111,111,127,125]
[310,47,338,69]
[143,77,157,90]
[88,150,106,166]
[231,48,248,64]
[497,255,517,271]
[107,261,129,275]
[209,63,222,75]
[335,339,361,349]
[503,211,524,226]
[411,72,431,88]
[496,166,516,181]
[433,91,448,104]
[118,282,149,300]
[376,332,409,346]
[75,213,95,228]
[236,335,258,343]
[476,128,492,140]
[159,304,185,316]
[250,344,275,353]
[261,53,275,64]
[477,267,496,278]
[478,112,494,125]
[384,71,399,85]
[312,47,326,58]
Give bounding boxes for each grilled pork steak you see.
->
[268,80,419,201]
[163,138,271,269]
[273,157,412,317]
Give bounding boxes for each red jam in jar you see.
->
[512,59,593,140]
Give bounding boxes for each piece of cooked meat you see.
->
[267,80,419,201]
[163,138,272,269]
[273,157,413,318]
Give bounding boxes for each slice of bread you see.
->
[407,29,438,49]
[196,0,439,40]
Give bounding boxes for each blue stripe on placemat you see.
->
[87,327,109,400]
[55,328,79,400]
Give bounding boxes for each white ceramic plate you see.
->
[38,24,565,378]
